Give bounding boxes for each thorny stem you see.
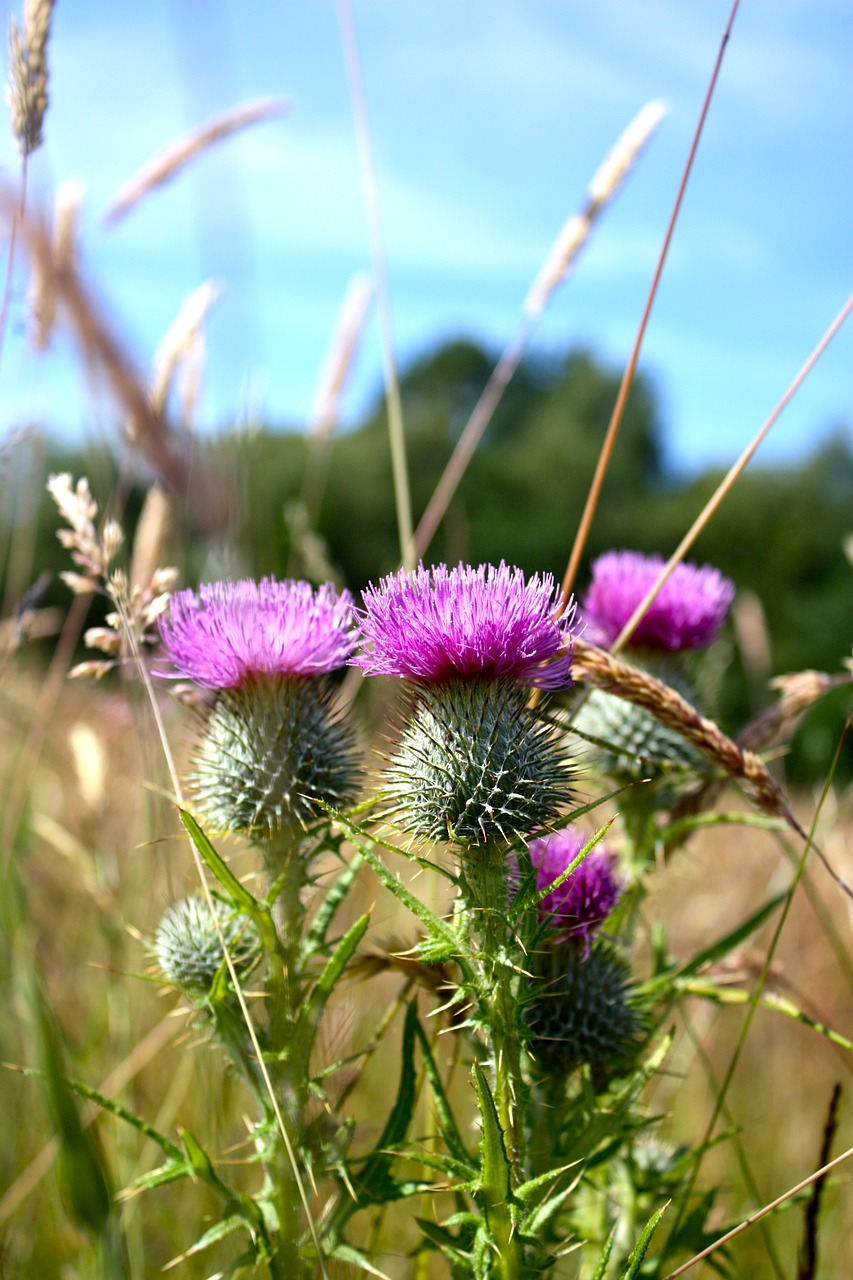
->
[463,843,527,1183]
[263,831,312,1274]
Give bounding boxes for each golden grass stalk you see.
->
[608,288,853,655]
[103,97,287,226]
[560,0,742,604]
[3,190,229,527]
[412,99,667,562]
[295,272,374,545]
[309,271,373,446]
[571,635,788,819]
[523,99,667,320]
[6,0,54,156]
[30,179,81,351]
[662,1141,853,1279]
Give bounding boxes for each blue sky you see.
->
[1,0,850,474]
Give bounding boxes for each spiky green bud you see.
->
[384,678,573,846]
[155,897,260,996]
[528,941,645,1082]
[192,676,360,840]
[574,686,702,783]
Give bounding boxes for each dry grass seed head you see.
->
[6,0,54,156]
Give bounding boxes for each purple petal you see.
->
[582,550,734,652]
[158,578,357,688]
[529,826,622,940]
[354,562,575,688]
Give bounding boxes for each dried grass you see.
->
[103,97,287,226]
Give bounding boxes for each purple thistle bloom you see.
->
[528,827,622,941]
[355,562,575,689]
[159,578,357,689]
[582,550,734,652]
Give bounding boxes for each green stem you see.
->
[263,831,311,1274]
[463,843,528,1182]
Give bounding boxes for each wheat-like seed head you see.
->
[149,281,221,420]
[524,99,668,318]
[571,635,787,819]
[6,0,54,156]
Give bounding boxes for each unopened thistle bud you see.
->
[528,940,645,1083]
[355,562,576,847]
[159,578,361,840]
[155,897,260,997]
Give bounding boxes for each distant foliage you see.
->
[4,340,851,777]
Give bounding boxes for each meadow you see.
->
[1,3,852,1278]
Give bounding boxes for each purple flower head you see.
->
[159,578,357,689]
[355,562,575,689]
[529,827,622,941]
[582,551,735,652]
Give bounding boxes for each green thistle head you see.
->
[192,676,361,840]
[154,897,260,997]
[384,679,573,846]
[528,940,646,1083]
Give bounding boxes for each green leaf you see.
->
[334,1001,421,1232]
[123,1158,192,1194]
[179,809,278,951]
[642,891,787,999]
[329,1242,394,1279]
[299,912,369,1050]
[325,806,458,883]
[5,1062,183,1162]
[343,830,467,973]
[411,1013,474,1170]
[590,1224,617,1280]
[471,1063,512,1211]
[414,1217,474,1268]
[470,1062,521,1274]
[303,849,364,957]
[618,1203,669,1278]
[30,976,114,1237]
[164,1213,249,1266]
[515,1162,578,1205]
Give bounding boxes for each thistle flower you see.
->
[159,578,361,838]
[582,551,734,653]
[155,897,259,997]
[356,563,576,846]
[159,577,357,688]
[527,827,622,941]
[355,562,575,689]
[528,941,645,1082]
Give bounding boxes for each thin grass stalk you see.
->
[0,1015,177,1224]
[609,290,853,656]
[678,1008,787,1278]
[336,0,414,571]
[413,99,667,562]
[119,598,329,1278]
[0,166,27,376]
[661,707,850,1264]
[662,1141,853,1279]
[300,271,373,531]
[559,0,741,606]
[0,193,229,528]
